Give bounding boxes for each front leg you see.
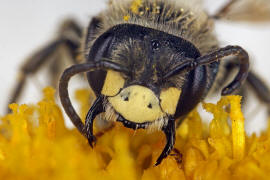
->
[7,19,82,113]
[155,116,176,166]
[84,95,105,147]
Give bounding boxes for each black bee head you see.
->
[87,24,205,125]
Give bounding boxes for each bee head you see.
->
[87,24,206,128]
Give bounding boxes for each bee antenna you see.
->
[164,46,249,95]
[59,61,130,135]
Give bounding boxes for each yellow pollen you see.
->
[130,0,142,14]
[123,15,130,21]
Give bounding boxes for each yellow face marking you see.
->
[101,70,125,96]
[108,85,165,123]
[160,87,181,115]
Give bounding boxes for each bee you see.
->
[7,0,270,165]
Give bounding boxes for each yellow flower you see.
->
[0,87,270,179]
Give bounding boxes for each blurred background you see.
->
[0,0,270,134]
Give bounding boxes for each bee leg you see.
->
[155,117,175,166]
[7,39,67,113]
[214,60,247,99]
[84,17,102,49]
[246,71,270,113]
[194,46,249,95]
[219,60,270,111]
[7,19,82,113]
[7,38,78,112]
[84,95,105,147]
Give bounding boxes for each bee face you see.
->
[86,24,202,127]
[102,71,182,125]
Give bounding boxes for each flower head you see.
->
[0,87,270,179]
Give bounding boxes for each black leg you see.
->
[214,60,249,105]
[59,19,83,39]
[8,74,27,112]
[197,46,249,95]
[7,20,82,113]
[84,95,104,147]
[218,60,270,112]
[246,71,270,111]
[48,38,81,88]
[155,117,176,166]
[7,39,66,113]
[84,17,102,58]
